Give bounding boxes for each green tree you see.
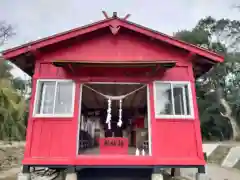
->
[0,78,26,140]
[175,16,240,140]
[0,22,28,141]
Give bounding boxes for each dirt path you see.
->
[2,164,240,180]
[0,167,21,180]
[181,163,240,180]
[1,141,240,180]
[0,141,24,179]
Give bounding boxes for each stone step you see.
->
[222,147,240,168]
[208,145,231,165]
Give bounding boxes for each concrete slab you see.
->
[222,147,240,168]
[202,144,219,156]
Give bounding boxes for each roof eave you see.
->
[2,17,224,64]
[2,17,115,59]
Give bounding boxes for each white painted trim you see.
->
[52,81,58,115]
[39,82,47,114]
[170,83,175,114]
[34,113,74,118]
[77,81,152,155]
[182,86,187,114]
[86,82,142,84]
[32,79,40,117]
[33,79,76,118]
[188,82,195,118]
[76,84,83,155]
[155,80,192,84]
[153,81,194,119]
[34,79,74,82]
[147,84,152,155]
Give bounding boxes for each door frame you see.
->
[76,82,152,156]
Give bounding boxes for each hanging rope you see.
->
[117,99,122,127]
[83,84,146,100]
[83,84,147,129]
[106,99,112,129]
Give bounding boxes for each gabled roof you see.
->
[2,14,224,63]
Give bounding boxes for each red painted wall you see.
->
[23,29,204,166]
[39,28,188,63]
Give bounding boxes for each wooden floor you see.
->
[79,147,149,155]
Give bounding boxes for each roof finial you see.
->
[123,14,131,20]
[102,11,109,19]
[113,12,117,18]
[102,11,131,20]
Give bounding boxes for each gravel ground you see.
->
[1,141,240,180]
[0,167,21,180]
[181,164,240,180]
[0,142,24,172]
[0,141,24,179]
[208,145,232,165]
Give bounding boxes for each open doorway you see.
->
[77,83,151,156]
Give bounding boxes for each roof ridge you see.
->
[2,17,223,63]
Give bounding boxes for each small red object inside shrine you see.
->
[99,137,128,155]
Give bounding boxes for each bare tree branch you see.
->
[0,21,15,45]
[219,98,232,117]
[220,111,228,117]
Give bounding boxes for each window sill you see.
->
[33,114,74,118]
[155,114,194,119]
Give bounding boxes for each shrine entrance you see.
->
[77,82,151,156]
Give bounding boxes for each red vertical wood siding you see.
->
[23,29,205,166]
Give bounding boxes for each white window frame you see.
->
[153,81,194,119]
[33,79,76,118]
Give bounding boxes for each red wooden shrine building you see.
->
[2,12,223,179]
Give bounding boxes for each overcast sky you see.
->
[1,0,240,79]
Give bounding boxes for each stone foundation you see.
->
[65,173,77,180]
[196,173,208,180]
[17,173,31,180]
[151,173,164,180]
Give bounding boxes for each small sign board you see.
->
[99,137,128,154]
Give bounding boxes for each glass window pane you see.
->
[35,82,44,114]
[173,84,191,115]
[41,82,56,114]
[54,81,74,114]
[173,86,185,115]
[184,85,190,115]
[155,83,173,115]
